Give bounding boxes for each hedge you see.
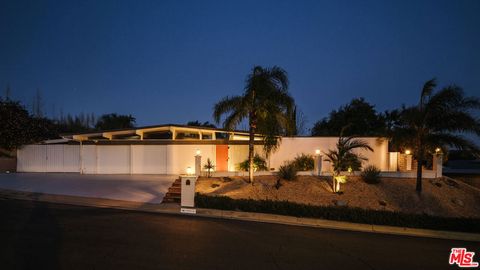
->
[195,193,480,233]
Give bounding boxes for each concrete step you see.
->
[161,179,182,204]
[168,187,181,193]
[162,197,180,203]
[164,191,181,198]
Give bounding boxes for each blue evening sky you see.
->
[1,0,479,132]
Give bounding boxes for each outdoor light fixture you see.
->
[405,150,411,155]
[196,149,201,155]
[435,147,441,153]
[186,167,193,175]
[315,149,321,155]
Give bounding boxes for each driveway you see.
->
[0,173,176,203]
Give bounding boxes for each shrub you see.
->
[361,165,381,184]
[194,194,480,233]
[238,154,268,172]
[277,162,297,181]
[292,153,314,171]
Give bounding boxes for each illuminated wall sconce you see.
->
[315,149,321,155]
[186,167,193,175]
[195,149,201,156]
[405,149,411,155]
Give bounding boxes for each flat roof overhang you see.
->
[66,139,265,145]
[66,124,263,142]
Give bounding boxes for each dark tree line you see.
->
[0,98,57,150]
[311,98,388,136]
[186,120,216,128]
[0,97,136,150]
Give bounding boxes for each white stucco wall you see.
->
[268,137,389,171]
[166,145,216,175]
[17,136,389,174]
[227,145,265,171]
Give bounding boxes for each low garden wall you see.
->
[0,157,16,173]
[210,170,439,178]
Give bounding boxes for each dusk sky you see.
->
[1,0,479,132]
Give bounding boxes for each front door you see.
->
[216,145,229,171]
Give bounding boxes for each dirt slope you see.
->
[196,175,480,218]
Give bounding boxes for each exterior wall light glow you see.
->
[405,150,411,155]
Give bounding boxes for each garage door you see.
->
[17,145,47,172]
[131,145,167,174]
[46,145,64,172]
[97,146,130,174]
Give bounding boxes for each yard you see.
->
[196,175,480,218]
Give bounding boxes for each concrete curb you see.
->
[1,188,479,242]
[194,209,480,242]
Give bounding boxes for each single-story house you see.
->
[17,124,390,175]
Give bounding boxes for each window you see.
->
[215,132,229,139]
[202,133,213,140]
[175,132,200,140]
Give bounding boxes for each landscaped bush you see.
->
[195,194,480,233]
[361,165,381,184]
[291,153,314,171]
[238,154,268,171]
[203,158,215,177]
[277,162,298,181]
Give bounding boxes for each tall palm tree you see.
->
[213,66,295,183]
[392,79,480,193]
[323,134,373,192]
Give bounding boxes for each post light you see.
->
[195,149,201,156]
[315,149,321,155]
[186,167,193,175]
[435,147,441,154]
[405,149,411,155]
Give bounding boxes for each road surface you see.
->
[0,199,476,270]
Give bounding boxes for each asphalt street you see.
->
[0,199,477,270]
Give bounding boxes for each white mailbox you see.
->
[180,175,197,208]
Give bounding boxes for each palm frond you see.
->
[420,85,480,136]
[323,135,373,173]
[426,85,464,113]
[268,66,289,92]
[223,109,248,131]
[213,96,245,124]
[420,78,437,106]
[345,138,374,152]
[460,96,480,109]
[429,110,480,135]
[426,133,480,155]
